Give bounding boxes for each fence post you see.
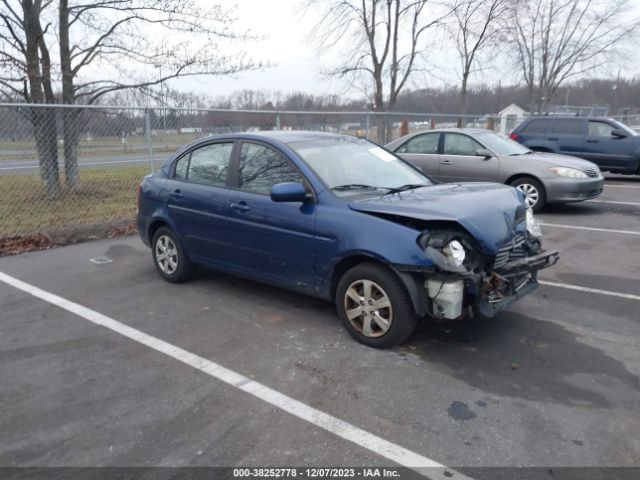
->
[145,109,154,173]
[275,111,281,130]
[365,112,370,139]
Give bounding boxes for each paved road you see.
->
[0,153,162,173]
[0,179,638,477]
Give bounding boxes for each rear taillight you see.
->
[509,132,519,141]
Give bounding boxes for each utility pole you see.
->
[155,64,167,132]
[612,70,621,116]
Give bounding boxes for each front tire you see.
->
[336,262,417,348]
[151,226,192,283]
[509,176,546,213]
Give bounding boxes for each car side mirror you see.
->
[270,182,310,203]
[475,148,492,159]
[611,128,627,139]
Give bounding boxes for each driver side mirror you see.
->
[475,148,493,159]
[270,182,310,203]
[611,128,627,139]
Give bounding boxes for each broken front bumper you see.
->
[476,249,560,318]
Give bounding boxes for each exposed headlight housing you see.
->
[419,230,481,273]
[423,239,467,272]
[526,208,542,238]
[444,240,466,267]
[549,166,588,178]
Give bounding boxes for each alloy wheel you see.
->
[155,235,178,275]
[516,183,540,208]
[344,279,393,337]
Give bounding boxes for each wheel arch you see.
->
[330,254,426,317]
[505,172,546,191]
[148,218,169,245]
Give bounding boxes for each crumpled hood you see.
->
[349,183,526,254]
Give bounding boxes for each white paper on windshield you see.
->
[368,147,397,162]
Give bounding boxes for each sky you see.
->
[167,0,640,100]
[175,0,467,99]
[177,0,334,97]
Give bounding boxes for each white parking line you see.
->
[587,199,640,207]
[0,270,467,480]
[605,184,640,189]
[539,280,640,301]
[544,223,640,236]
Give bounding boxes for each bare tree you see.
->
[447,0,511,124]
[0,0,60,195]
[0,0,261,192]
[509,0,639,113]
[305,0,451,142]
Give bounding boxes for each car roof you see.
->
[422,128,491,134]
[176,130,359,152]
[165,130,364,168]
[523,116,615,121]
[248,130,349,143]
[390,128,494,136]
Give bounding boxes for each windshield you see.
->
[475,131,531,156]
[289,137,433,197]
[611,119,640,136]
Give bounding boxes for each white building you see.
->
[498,103,527,135]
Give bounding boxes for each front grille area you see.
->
[583,167,599,178]
[493,233,528,269]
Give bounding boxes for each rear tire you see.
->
[336,262,417,348]
[151,226,192,283]
[509,176,546,213]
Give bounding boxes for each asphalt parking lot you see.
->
[1,174,639,479]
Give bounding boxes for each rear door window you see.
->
[551,119,583,135]
[521,119,550,134]
[443,133,482,156]
[175,142,234,187]
[397,133,440,154]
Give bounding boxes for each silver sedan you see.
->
[385,128,604,212]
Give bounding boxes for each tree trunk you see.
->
[460,73,469,128]
[32,107,60,197]
[59,0,80,189]
[62,109,81,188]
[375,115,394,144]
[23,0,60,195]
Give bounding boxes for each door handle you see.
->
[169,189,183,199]
[230,201,251,212]
[547,137,559,141]
[586,139,598,143]
[440,160,452,165]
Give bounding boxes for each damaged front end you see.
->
[415,214,559,321]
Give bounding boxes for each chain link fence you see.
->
[0,103,506,254]
[611,114,640,131]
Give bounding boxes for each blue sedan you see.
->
[137,132,559,348]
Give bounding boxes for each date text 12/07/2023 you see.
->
[232,468,405,478]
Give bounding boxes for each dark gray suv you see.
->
[510,116,640,174]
